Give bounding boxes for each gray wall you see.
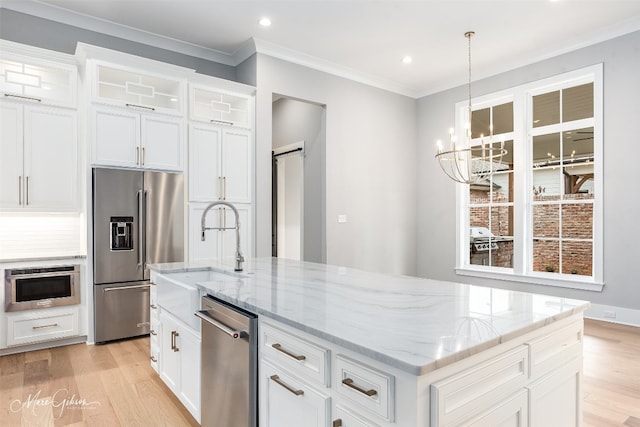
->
[272,97,326,263]
[0,8,236,80]
[256,55,418,276]
[417,30,640,310]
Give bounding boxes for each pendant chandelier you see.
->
[435,31,507,184]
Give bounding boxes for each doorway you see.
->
[271,95,326,262]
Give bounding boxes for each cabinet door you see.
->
[23,105,77,210]
[221,128,251,203]
[93,107,139,168]
[261,362,331,427]
[189,123,221,201]
[178,326,201,423]
[189,203,222,262]
[334,405,380,427]
[464,390,528,427]
[141,115,184,171]
[220,204,251,261]
[528,358,582,427]
[159,312,180,393]
[0,101,23,209]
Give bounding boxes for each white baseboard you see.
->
[585,303,640,327]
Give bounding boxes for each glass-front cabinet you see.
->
[190,85,251,128]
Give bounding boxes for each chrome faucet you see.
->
[200,201,245,272]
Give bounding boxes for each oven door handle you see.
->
[195,310,247,340]
[103,284,151,292]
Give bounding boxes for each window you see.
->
[456,65,603,291]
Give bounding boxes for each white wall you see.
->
[417,30,640,311]
[256,55,418,275]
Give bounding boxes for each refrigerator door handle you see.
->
[137,189,144,268]
[143,189,149,268]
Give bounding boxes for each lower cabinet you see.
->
[261,361,331,427]
[159,310,201,423]
[5,306,79,347]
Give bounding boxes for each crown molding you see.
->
[252,38,420,98]
[1,0,237,65]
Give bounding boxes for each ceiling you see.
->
[5,0,640,97]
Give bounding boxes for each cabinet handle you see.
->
[271,343,306,361]
[150,356,157,362]
[173,331,179,352]
[125,103,155,111]
[136,147,140,165]
[333,420,343,427]
[342,378,377,397]
[142,147,145,165]
[218,176,223,200]
[18,176,22,205]
[210,119,234,126]
[223,176,226,200]
[4,93,42,103]
[150,304,157,309]
[32,323,58,330]
[25,176,29,205]
[269,375,304,396]
[150,330,157,336]
[223,207,227,228]
[170,331,175,350]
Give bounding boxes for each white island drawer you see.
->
[7,307,79,346]
[430,345,529,427]
[335,355,395,422]
[261,321,330,387]
[526,319,583,379]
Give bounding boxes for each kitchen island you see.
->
[150,258,589,427]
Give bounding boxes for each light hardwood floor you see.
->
[0,319,638,426]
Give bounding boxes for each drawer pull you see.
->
[333,420,343,427]
[270,375,304,396]
[150,330,157,336]
[32,323,58,330]
[272,343,306,361]
[150,304,158,309]
[150,356,157,362]
[342,378,377,397]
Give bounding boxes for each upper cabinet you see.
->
[91,62,185,116]
[0,43,77,108]
[190,85,251,128]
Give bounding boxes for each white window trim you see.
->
[455,64,604,292]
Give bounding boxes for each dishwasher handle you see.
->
[195,310,247,340]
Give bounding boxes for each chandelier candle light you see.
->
[435,31,507,184]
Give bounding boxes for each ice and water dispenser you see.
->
[110,216,134,251]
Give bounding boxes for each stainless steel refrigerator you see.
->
[93,167,184,343]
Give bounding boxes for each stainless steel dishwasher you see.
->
[195,295,258,427]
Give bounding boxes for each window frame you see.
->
[455,64,604,292]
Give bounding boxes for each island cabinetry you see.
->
[158,309,201,423]
[91,105,184,171]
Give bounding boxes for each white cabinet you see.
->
[0,101,78,211]
[189,123,251,203]
[92,106,184,171]
[189,85,251,128]
[5,306,79,347]
[90,62,185,115]
[189,202,251,263]
[0,43,77,108]
[261,361,331,427]
[159,310,201,422]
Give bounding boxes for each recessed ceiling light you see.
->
[402,56,413,64]
[259,17,272,27]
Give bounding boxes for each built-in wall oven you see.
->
[4,265,81,312]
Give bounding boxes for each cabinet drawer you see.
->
[334,404,381,427]
[7,308,79,346]
[262,322,330,387]
[335,355,394,422]
[431,345,528,427]
[527,320,583,379]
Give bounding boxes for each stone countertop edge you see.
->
[148,261,590,376]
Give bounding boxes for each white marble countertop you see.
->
[150,258,590,375]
